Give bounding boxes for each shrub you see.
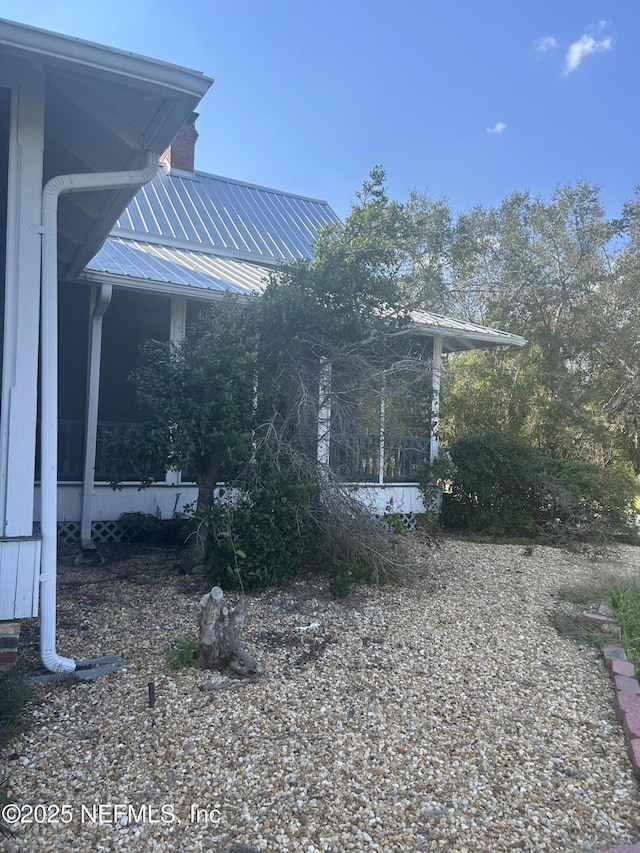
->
[608,580,640,670]
[432,431,539,534]
[0,669,33,838]
[0,668,32,747]
[421,431,638,540]
[535,458,637,541]
[118,511,187,547]
[204,460,320,591]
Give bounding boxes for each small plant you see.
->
[608,579,640,672]
[329,570,353,598]
[382,499,408,535]
[0,668,33,746]
[166,637,200,669]
[0,787,13,838]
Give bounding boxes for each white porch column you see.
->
[0,68,45,536]
[80,284,112,547]
[317,357,331,467]
[430,335,443,465]
[165,295,187,486]
[378,372,386,485]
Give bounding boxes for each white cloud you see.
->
[487,122,507,135]
[563,29,613,74]
[534,35,558,53]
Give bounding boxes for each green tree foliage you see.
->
[114,294,258,539]
[587,190,640,471]
[427,432,636,538]
[256,167,422,461]
[118,168,421,589]
[403,181,634,467]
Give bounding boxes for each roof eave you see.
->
[0,17,213,99]
[77,269,258,303]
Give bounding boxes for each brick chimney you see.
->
[160,112,199,174]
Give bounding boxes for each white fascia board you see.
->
[76,270,256,304]
[407,322,526,348]
[0,17,212,98]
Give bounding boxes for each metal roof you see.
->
[81,165,526,351]
[112,165,338,265]
[409,309,527,350]
[86,237,270,295]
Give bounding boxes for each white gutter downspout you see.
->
[80,283,113,551]
[40,152,158,674]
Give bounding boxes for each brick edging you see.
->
[579,608,640,853]
[0,621,20,669]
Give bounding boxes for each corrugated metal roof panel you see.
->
[114,166,338,262]
[86,237,271,295]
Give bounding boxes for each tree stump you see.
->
[197,586,262,676]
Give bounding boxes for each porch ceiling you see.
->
[0,17,212,279]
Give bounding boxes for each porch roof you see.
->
[409,309,527,351]
[82,239,526,350]
[84,236,270,296]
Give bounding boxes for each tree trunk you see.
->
[182,452,221,573]
[197,586,262,676]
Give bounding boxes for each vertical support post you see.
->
[169,294,187,343]
[430,335,443,465]
[165,295,187,486]
[80,283,112,548]
[317,357,331,467]
[0,70,45,536]
[378,372,386,485]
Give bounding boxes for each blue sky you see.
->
[2,0,639,220]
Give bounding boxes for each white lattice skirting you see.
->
[33,521,125,545]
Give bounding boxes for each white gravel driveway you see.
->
[3,539,640,852]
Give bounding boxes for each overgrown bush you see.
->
[421,430,638,539]
[535,458,637,541]
[202,444,410,595]
[431,431,539,534]
[204,459,320,591]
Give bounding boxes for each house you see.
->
[0,17,211,672]
[49,117,525,546]
[0,18,525,674]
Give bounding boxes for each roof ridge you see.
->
[185,167,335,208]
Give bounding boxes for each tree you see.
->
[117,168,427,589]
[588,190,640,471]
[117,295,258,567]
[407,181,620,463]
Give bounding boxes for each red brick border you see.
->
[590,610,640,853]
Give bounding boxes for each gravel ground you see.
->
[3,538,640,852]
